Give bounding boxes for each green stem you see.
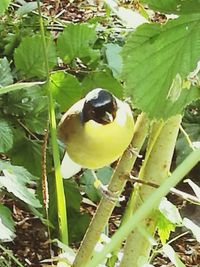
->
[120,115,181,267]
[86,148,200,267]
[0,244,24,267]
[73,113,149,267]
[37,1,68,244]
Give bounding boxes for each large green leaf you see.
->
[57,23,100,65]
[50,71,83,112]
[14,34,56,78]
[0,160,41,207]
[141,0,200,14]
[0,204,15,242]
[0,119,13,152]
[121,15,200,119]
[0,57,13,86]
[0,0,11,14]
[82,70,123,98]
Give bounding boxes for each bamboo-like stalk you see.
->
[86,147,200,267]
[119,115,182,267]
[37,1,68,245]
[73,113,149,267]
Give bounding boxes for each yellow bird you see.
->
[58,88,134,179]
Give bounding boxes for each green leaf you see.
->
[104,43,123,79]
[0,57,13,86]
[0,204,15,242]
[157,212,175,244]
[141,0,200,14]
[159,197,182,225]
[17,2,38,16]
[82,70,123,98]
[163,244,186,267]
[68,209,90,243]
[50,71,83,112]
[64,180,81,211]
[121,15,200,119]
[14,34,56,78]
[183,218,200,242]
[0,81,45,95]
[0,0,11,14]
[80,167,113,202]
[9,137,43,177]
[0,160,41,207]
[24,96,48,134]
[57,23,100,65]
[0,120,13,153]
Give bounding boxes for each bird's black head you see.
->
[81,89,117,124]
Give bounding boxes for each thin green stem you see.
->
[37,0,68,244]
[86,148,200,267]
[0,244,24,267]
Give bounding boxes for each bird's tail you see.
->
[61,152,82,179]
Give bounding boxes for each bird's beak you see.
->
[102,112,114,123]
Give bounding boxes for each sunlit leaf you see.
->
[0,160,41,207]
[157,212,175,244]
[159,197,182,225]
[50,71,83,112]
[57,23,100,65]
[0,0,11,14]
[121,15,200,119]
[0,204,15,242]
[14,34,56,78]
[141,0,200,14]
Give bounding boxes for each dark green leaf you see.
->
[68,209,91,243]
[0,204,15,242]
[121,15,200,119]
[0,57,13,86]
[64,180,81,211]
[57,23,100,65]
[50,71,83,112]
[0,160,41,207]
[0,119,13,152]
[10,137,43,177]
[14,34,56,78]
[141,0,200,14]
[82,70,123,98]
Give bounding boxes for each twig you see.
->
[17,119,39,140]
[129,174,200,205]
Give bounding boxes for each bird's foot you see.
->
[94,179,121,203]
[128,144,142,158]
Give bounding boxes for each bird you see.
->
[58,88,134,181]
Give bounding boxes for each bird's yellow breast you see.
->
[66,102,134,169]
